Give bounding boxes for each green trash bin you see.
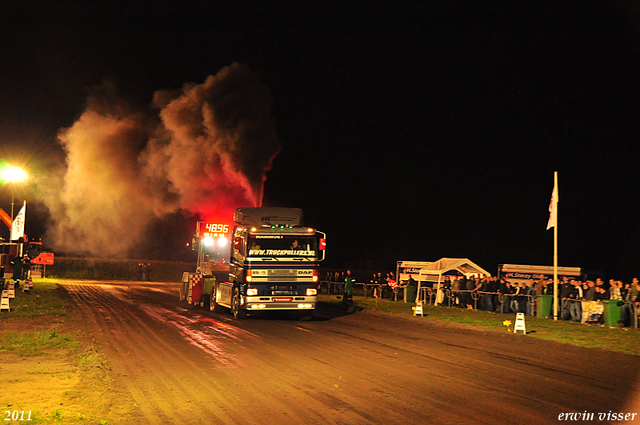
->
[404,285,417,303]
[602,300,622,327]
[536,294,553,318]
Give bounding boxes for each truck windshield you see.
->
[248,235,317,257]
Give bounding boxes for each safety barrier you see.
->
[419,287,434,305]
[496,293,536,314]
[442,290,536,314]
[323,280,345,295]
[353,281,399,300]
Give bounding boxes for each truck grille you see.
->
[266,285,300,296]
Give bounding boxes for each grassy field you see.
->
[1,279,124,424]
[319,294,640,356]
[1,279,69,318]
[1,279,77,356]
[0,328,78,356]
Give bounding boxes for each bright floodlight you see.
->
[218,237,228,247]
[1,166,28,183]
[203,236,214,246]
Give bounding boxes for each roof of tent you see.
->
[418,258,491,279]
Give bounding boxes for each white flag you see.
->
[10,201,26,241]
[546,185,558,230]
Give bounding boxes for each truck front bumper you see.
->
[244,296,317,311]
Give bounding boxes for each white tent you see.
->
[416,258,492,305]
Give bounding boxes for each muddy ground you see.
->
[2,280,639,424]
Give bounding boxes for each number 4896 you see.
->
[4,411,32,421]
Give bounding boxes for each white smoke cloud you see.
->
[37,63,280,257]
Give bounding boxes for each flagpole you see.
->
[553,171,558,321]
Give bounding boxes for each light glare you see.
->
[1,166,28,183]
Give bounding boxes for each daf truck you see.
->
[180,207,326,319]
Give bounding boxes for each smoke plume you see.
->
[38,64,280,257]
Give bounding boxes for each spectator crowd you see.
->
[324,270,400,300]
[323,271,640,328]
[427,275,639,327]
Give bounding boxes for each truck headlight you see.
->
[247,288,258,296]
[306,288,317,296]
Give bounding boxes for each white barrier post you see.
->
[414,301,424,317]
[1,290,10,312]
[514,312,527,334]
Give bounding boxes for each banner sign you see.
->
[31,252,54,265]
[249,249,315,256]
[502,272,575,281]
[10,202,25,241]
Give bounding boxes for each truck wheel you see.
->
[209,286,219,313]
[232,287,247,319]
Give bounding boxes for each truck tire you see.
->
[232,286,247,319]
[209,285,219,313]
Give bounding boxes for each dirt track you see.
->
[63,281,640,425]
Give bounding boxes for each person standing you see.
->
[620,278,640,327]
[331,272,340,295]
[22,254,31,280]
[524,281,536,316]
[11,255,23,290]
[502,281,515,313]
[376,272,386,299]
[609,281,623,300]
[485,277,498,312]
[510,282,523,313]
[325,272,332,294]
[465,276,476,309]
[560,277,574,320]
[342,269,354,305]
[569,280,583,322]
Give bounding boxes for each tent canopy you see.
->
[418,257,491,281]
[415,258,491,304]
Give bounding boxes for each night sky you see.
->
[2,1,640,278]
